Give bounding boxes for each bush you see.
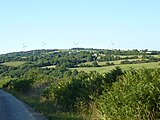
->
[92,61,99,67]
[105,62,115,66]
[14,80,33,92]
[97,68,160,120]
[42,67,123,113]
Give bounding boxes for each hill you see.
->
[0,48,160,119]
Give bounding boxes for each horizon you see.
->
[1,47,159,55]
[0,0,160,54]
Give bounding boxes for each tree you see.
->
[92,61,99,67]
[72,69,78,76]
[87,55,93,62]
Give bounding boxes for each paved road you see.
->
[0,89,46,120]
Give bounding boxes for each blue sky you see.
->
[0,0,160,54]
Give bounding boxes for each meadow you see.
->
[71,62,160,73]
[1,61,26,67]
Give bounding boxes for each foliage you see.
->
[14,79,33,92]
[120,59,160,65]
[105,62,115,66]
[42,67,123,113]
[1,49,160,119]
[97,68,160,120]
[92,61,99,67]
[4,79,33,93]
[0,76,14,88]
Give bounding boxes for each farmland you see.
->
[1,61,26,67]
[71,62,160,73]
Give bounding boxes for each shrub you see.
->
[14,79,33,92]
[42,67,123,113]
[97,68,160,120]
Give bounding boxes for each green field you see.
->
[119,55,160,58]
[71,62,160,73]
[1,61,26,67]
[83,59,143,66]
[152,55,160,58]
[41,65,56,69]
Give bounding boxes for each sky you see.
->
[0,0,160,54]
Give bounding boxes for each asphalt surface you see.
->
[0,89,47,120]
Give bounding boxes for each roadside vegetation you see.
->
[0,48,160,120]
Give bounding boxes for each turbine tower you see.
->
[74,42,79,48]
[22,44,27,51]
[110,40,115,50]
[41,41,47,48]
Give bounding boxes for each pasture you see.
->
[71,62,160,73]
[1,61,26,67]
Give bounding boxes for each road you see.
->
[0,89,46,120]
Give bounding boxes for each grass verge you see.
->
[4,89,83,120]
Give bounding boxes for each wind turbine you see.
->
[74,42,79,48]
[22,44,27,51]
[32,50,35,55]
[110,40,115,50]
[41,41,47,48]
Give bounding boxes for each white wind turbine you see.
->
[41,41,47,48]
[22,44,27,51]
[74,42,79,48]
[110,40,115,50]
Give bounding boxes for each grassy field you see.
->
[152,55,160,58]
[119,55,160,58]
[71,62,160,73]
[41,65,56,69]
[1,61,26,67]
[83,59,143,66]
